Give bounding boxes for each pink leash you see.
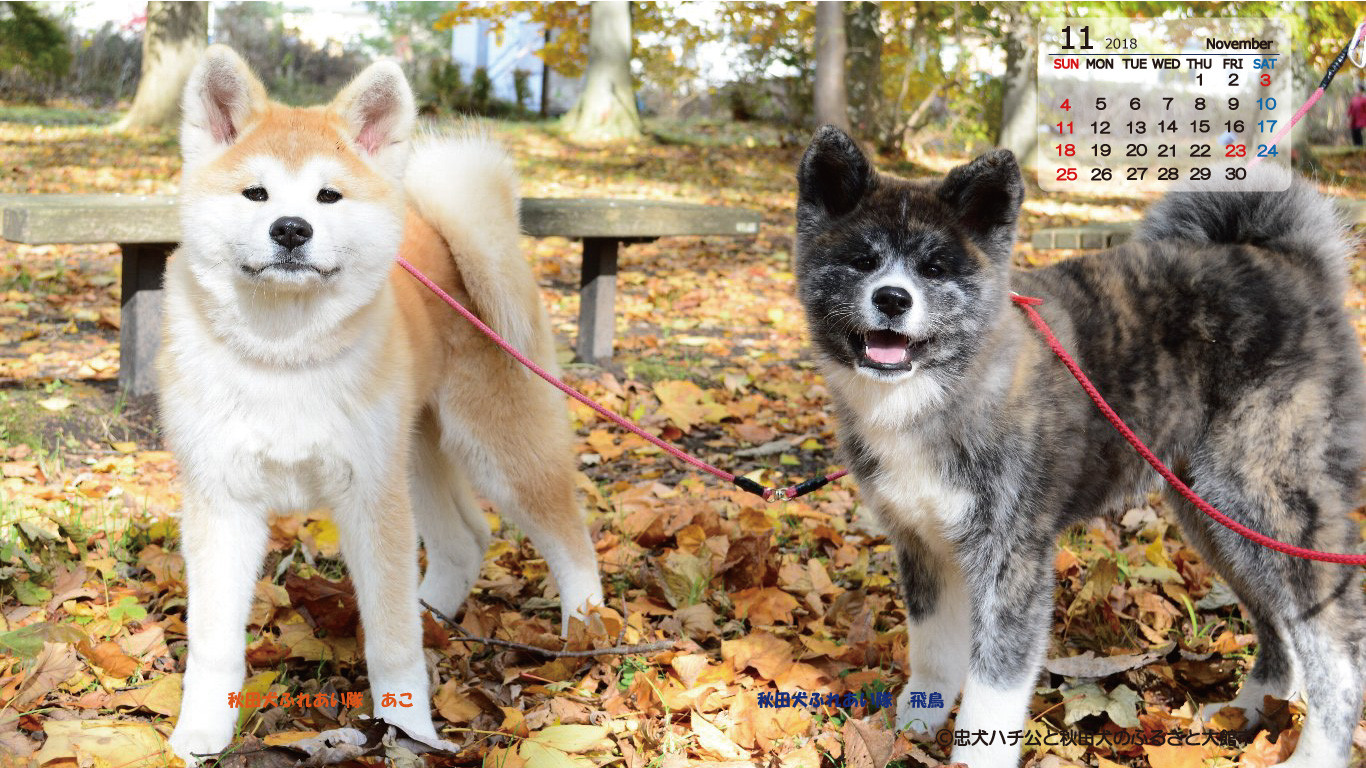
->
[1250,20,1366,168]
[395,256,846,503]
[398,253,1361,563]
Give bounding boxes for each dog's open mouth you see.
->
[855,330,927,369]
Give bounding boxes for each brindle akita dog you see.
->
[794,126,1365,767]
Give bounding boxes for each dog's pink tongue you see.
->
[865,331,909,365]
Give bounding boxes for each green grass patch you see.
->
[0,104,118,126]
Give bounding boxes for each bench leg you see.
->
[119,243,172,396]
[575,238,619,364]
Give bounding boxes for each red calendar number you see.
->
[1225,144,1247,158]
[1056,143,1076,156]
[1056,168,1078,181]
[1261,73,1271,86]
[1060,99,1071,111]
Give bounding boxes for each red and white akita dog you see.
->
[161,46,603,762]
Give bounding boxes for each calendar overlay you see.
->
[1038,18,1292,193]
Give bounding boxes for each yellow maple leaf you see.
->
[653,379,728,433]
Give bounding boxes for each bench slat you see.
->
[0,194,761,245]
[1,194,177,245]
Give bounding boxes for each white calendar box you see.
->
[1038,17,1293,192]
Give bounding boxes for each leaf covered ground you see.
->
[0,113,1363,768]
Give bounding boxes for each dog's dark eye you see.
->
[851,256,878,272]
[919,262,945,278]
[242,186,268,202]
[317,188,342,204]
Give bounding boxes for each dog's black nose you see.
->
[872,286,913,317]
[269,216,313,250]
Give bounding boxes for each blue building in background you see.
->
[447,14,578,115]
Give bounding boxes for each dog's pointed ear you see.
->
[937,149,1024,260]
[798,125,873,219]
[330,60,415,180]
[180,45,267,171]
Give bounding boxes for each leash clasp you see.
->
[1350,21,1366,68]
[765,487,791,503]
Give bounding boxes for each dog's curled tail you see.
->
[1134,164,1354,292]
[403,129,549,363]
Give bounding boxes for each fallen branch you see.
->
[421,600,675,658]
[733,434,814,459]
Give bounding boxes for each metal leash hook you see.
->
[1350,20,1366,68]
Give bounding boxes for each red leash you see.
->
[1011,294,1366,566]
[395,256,1362,564]
[396,257,846,503]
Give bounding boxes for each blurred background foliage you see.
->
[0,1,1362,152]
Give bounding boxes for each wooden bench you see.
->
[0,194,761,394]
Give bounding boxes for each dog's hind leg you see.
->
[1174,495,1301,727]
[1280,603,1365,768]
[1174,450,1365,768]
[894,529,969,734]
[434,383,603,636]
[412,412,492,619]
[1195,600,1298,727]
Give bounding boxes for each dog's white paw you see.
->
[1198,683,1284,729]
[896,682,954,734]
[374,698,440,742]
[1197,699,1257,727]
[169,719,234,766]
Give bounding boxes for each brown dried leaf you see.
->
[434,680,485,724]
[12,642,82,708]
[85,640,139,678]
[691,711,748,760]
[843,718,895,768]
[284,573,358,635]
[732,586,800,625]
[722,632,794,681]
[108,673,181,716]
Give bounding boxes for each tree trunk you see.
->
[562,1,642,142]
[540,28,551,118]
[813,1,850,131]
[997,3,1037,167]
[115,1,208,133]
[845,1,881,140]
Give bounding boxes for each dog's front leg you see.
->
[170,493,271,764]
[948,541,1054,768]
[333,470,439,742]
[895,531,969,734]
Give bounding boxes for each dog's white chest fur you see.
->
[161,311,399,513]
[858,422,974,534]
[830,369,975,533]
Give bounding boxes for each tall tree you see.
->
[562,1,642,142]
[845,1,881,139]
[997,2,1037,167]
[115,1,207,132]
[812,0,850,131]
